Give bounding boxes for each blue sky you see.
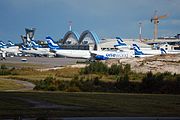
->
[0,0,180,43]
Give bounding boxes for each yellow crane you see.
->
[151,10,168,40]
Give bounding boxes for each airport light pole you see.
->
[139,22,142,42]
[69,21,72,31]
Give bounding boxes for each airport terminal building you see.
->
[22,28,180,51]
[55,30,180,51]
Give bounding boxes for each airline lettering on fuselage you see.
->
[106,53,116,57]
[106,53,128,58]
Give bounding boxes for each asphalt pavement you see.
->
[0,56,86,68]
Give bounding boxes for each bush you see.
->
[140,71,180,94]
[124,64,131,74]
[34,76,56,91]
[141,71,162,93]
[81,62,108,74]
[108,64,123,75]
[65,86,81,92]
[81,62,131,76]
[34,67,180,94]
[0,64,13,75]
[116,73,130,92]
[1,64,7,69]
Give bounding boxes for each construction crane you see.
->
[151,10,168,40]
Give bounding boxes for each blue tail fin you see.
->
[21,45,28,50]
[114,37,127,47]
[0,41,6,46]
[8,41,15,46]
[0,44,3,48]
[0,41,7,48]
[160,48,167,54]
[27,42,32,48]
[133,44,144,55]
[31,40,41,49]
[46,36,60,50]
[133,44,141,50]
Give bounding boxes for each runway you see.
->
[0,56,86,68]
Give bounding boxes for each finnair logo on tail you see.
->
[8,41,15,46]
[0,44,3,48]
[31,40,41,48]
[133,44,144,55]
[0,41,7,48]
[133,44,141,50]
[114,37,127,47]
[21,45,28,50]
[0,41,6,46]
[46,36,60,49]
[31,41,38,46]
[160,48,166,54]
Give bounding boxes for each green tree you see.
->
[124,64,131,74]
[108,64,123,75]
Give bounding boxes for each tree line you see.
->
[34,62,180,94]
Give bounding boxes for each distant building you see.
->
[175,34,180,39]
[146,40,180,50]
[99,38,151,50]
[21,28,36,47]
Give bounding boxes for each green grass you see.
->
[0,67,80,82]
[0,92,179,118]
[0,79,25,90]
[0,63,180,118]
[0,62,143,83]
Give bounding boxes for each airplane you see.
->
[31,40,42,49]
[133,44,166,57]
[46,36,136,60]
[8,41,15,46]
[31,40,55,57]
[89,37,134,60]
[90,50,133,60]
[113,37,136,55]
[114,37,152,51]
[114,37,130,49]
[19,41,55,57]
[165,50,180,54]
[0,41,7,47]
[0,41,21,56]
[19,45,40,56]
[46,36,91,59]
[0,44,4,54]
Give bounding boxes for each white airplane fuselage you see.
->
[142,49,162,55]
[0,46,21,55]
[19,48,40,55]
[166,50,180,54]
[35,48,55,56]
[55,49,91,59]
[90,50,134,59]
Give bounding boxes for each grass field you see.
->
[0,62,180,119]
[0,92,180,118]
[0,79,25,90]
